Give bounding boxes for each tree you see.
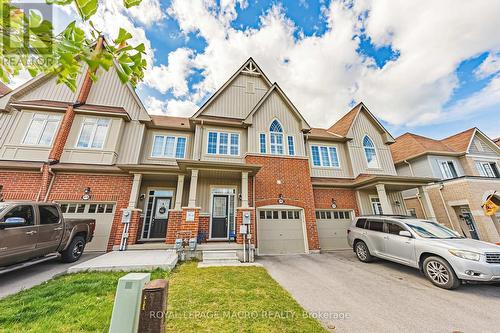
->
[0,0,146,91]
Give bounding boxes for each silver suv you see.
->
[347,216,500,289]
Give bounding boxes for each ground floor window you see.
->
[259,210,300,220]
[315,210,351,219]
[370,197,383,215]
[59,202,115,214]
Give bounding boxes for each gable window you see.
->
[476,161,500,178]
[287,136,295,156]
[310,145,340,167]
[152,135,186,158]
[23,113,61,146]
[363,135,379,168]
[206,131,239,156]
[439,160,458,179]
[76,117,110,149]
[259,133,266,154]
[269,119,284,155]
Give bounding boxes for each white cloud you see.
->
[144,48,194,96]
[145,96,198,117]
[475,52,500,79]
[160,0,500,128]
[128,0,165,27]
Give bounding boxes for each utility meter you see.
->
[121,209,131,224]
[174,238,183,250]
[242,211,251,225]
[239,225,248,234]
[188,238,197,251]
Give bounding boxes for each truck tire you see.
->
[61,235,86,263]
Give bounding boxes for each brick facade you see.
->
[0,171,43,200]
[164,208,200,244]
[403,197,426,219]
[313,188,359,214]
[246,155,320,251]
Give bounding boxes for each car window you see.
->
[355,218,367,229]
[2,205,34,227]
[367,219,384,232]
[0,203,9,214]
[39,205,61,225]
[386,222,406,235]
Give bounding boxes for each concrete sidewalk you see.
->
[68,250,178,273]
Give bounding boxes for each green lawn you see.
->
[0,262,326,333]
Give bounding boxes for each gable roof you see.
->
[328,102,395,143]
[391,127,500,164]
[0,82,11,97]
[390,133,458,163]
[243,83,310,130]
[191,58,272,119]
[149,115,192,130]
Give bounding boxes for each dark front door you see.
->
[149,197,171,239]
[211,195,228,238]
[461,211,479,240]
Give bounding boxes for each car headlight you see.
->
[448,249,481,261]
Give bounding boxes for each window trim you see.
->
[206,131,240,156]
[287,135,295,156]
[370,195,383,215]
[259,132,267,154]
[363,135,380,169]
[75,117,111,150]
[309,144,341,168]
[150,134,187,159]
[22,113,61,147]
[475,160,500,178]
[438,159,458,179]
[269,119,285,155]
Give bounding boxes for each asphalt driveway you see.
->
[0,252,102,299]
[260,251,500,333]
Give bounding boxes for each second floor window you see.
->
[363,135,379,168]
[439,160,458,179]
[259,133,266,153]
[270,119,284,155]
[476,161,500,178]
[207,131,239,156]
[311,145,340,167]
[287,136,295,156]
[152,135,186,158]
[77,118,110,149]
[23,113,61,146]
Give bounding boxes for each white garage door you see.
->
[60,202,115,252]
[257,209,306,255]
[316,210,353,251]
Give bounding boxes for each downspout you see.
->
[35,165,44,202]
[437,183,460,233]
[404,159,427,218]
[44,168,56,202]
[198,120,204,161]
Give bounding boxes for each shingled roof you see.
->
[327,103,362,137]
[440,128,476,153]
[495,137,500,147]
[0,82,11,97]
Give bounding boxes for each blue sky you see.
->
[47,1,500,141]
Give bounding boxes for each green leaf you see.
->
[75,0,98,21]
[114,28,133,45]
[123,0,142,9]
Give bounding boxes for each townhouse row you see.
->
[0,57,498,255]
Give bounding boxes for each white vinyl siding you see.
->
[151,135,186,159]
[206,131,239,156]
[23,113,61,146]
[76,118,110,149]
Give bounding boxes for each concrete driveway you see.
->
[0,252,102,299]
[260,251,500,333]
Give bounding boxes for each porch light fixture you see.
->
[278,194,285,204]
[139,193,146,201]
[394,200,401,207]
[331,198,337,209]
[82,187,92,201]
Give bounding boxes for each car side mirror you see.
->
[399,230,412,238]
[0,217,26,229]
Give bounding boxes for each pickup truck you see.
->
[0,201,95,272]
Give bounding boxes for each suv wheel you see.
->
[61,235,86,263]
[354,241,373,263]
[423,256,460,290]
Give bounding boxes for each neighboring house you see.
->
[391,130,500,243]
[495,137,500,147]
[0,57,435,255]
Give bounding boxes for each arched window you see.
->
[363,135,379,168]
[269,119,284,155]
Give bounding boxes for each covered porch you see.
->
[117,161,260,250]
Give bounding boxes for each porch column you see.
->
[174,174,185,210]
[418,186,437,221]
[375,184,393,215]
[241,171,249,208]
[128,173,142,209]
[188,169,199,208]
